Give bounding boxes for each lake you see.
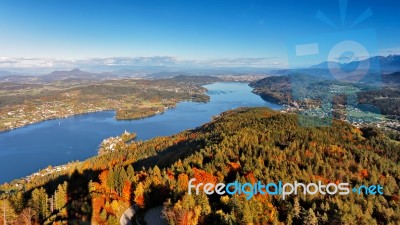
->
[0,82,281,184]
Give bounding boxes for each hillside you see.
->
[249,75,292,104]
[249,74,344,105]
[250,75,400,120]
[0,108,399,224]
[382,72,400,84]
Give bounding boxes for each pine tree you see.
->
[114,166,128,195]
[153,165,161,178]
[286,213,293,225]
[241,202,253,225]
[126,164,135,181]
[1,200,18,225]
[29,188,49,220]
[10,192,24,213]
[293,197,301,218]
[303,208,318,225]
[106,168,115,192]
[54,181,68,212]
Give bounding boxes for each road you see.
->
[120,205,137,225]
[120,205,167,225]
[144,206,167,225]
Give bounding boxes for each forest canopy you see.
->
[1,107,399,225]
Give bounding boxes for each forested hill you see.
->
[1,108,399,224]
[250,74,400,119]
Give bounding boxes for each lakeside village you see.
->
[280,102,400,131]
[7,131,137,189]
[274,83,400,131]
[0,99,123,131]
[0,97,180,132]
[24,165,70,184]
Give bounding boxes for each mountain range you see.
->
[311,55,400,73]
[272,55,400,83]
[0,55,399,83]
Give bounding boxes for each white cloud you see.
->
[0,56,285,71]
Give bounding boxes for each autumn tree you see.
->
[122,181,132,203]
[29,187,49,221]
[54,181,68,213]
[0,200,17,225]
[19,207,36,225]
[134,182,145,208]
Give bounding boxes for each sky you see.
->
[0,0,399,70]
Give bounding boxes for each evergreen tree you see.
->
[29,188,49,220]
[10,192,24,213]
[126,164,135,181]
[1,200,18,225]
[293,197,301,218]
[241,202,253,225]
[303,208,318,225]
[106,168,115,192]
[54,181,68,212]
[114,166,128,195]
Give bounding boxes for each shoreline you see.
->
[0,82,266,185]
[0,96,210,133]
[0,108,115,133]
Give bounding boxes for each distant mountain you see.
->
[171,75,221,84]
[0,75,41,83]
[40,68,117,81]
[0,70,41,83]
[382,72,400,84]
[311,55,400,73]
[376,55,400,72]
[0,70,20,77]
[269,55,400,83]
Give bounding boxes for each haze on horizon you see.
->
[0,0,399,72]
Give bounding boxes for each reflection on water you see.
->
[0,82,281,183]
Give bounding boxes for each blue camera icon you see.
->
[286,28,382,127]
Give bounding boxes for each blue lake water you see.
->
[0,82,281,184]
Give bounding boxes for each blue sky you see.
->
[0,0,399,69]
